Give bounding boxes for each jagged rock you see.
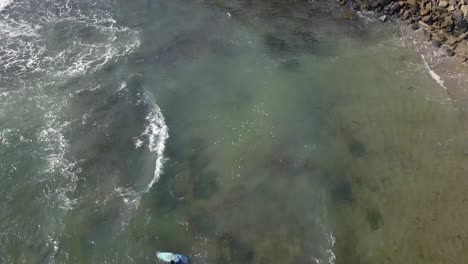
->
[407,0,417,6]
[435,6,448,12]
[447,48,456,56]
[455,41,468,56]
[382,0,393,5]
[424,30,433,41]
[448,5,455,12]
[412,14,422,21]
[449,0,457,6]
[344,11,357,20]
[456,22,468,32]
[351,2,361,10]
[426,1,433,10]
[419,20,432,30]
[442,15,454,28]
[458,32,468,40]
[388,2,401,14]
[447,35,459,45]
[432,40,443,47]
[411,22,421,30]
[370,0,391,8]
[407,0,419,10]
[383,5,391,14]
[422,14,433,23]
[360,2,370,10]
[453,10,465,27]
[379,15,388,22]
[402,10,412,19]
[432,31,447,41]
[439,0,449,8]
[461,5,468,17]
[421,8,431,16]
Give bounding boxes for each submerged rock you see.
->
[366,207,384,230]
[193,170,219,200]
[331,178,353,203]
[216,233,255,264]
[263,33,289,54]
[343,11,357,20]
[348,139,366,157]
[209,38,236,57]
[188,206,217,235]
[279,59,301,71]
[263,30,325,57]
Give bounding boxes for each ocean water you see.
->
[0,0,466,263]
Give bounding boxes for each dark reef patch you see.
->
[279,59,301,71]
[263,33,290,54]
[193,170,219,200]
[216,233,255,264]
[331,178,353,204]
[366,207,384,230]
[348,138,366,157]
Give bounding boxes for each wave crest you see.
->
[134,91,169,192]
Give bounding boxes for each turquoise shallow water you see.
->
[0,0,464,263]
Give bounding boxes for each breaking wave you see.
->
[134,92,169,192]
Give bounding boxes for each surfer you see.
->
[156,251,189,264]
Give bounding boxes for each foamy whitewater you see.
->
[0,0,12,11]
[135,93,169,192]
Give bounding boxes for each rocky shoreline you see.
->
[340,0,468,61]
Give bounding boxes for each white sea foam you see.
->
[356,10,375,23]
[394,24,451,93]
[0,0,140,81]
[0,128,14,146]
[327,232,336,264]
[145,108,169,191]
[0,0,141,210]
[313,194,337,264]
[133,93,169,192]
[118,81,127,92]
[418,50,448,90]
[351,12,448,94]
[37,114,78,211]
[408,35,448,90]
[0,0,142,259]
[0,0,13,11]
